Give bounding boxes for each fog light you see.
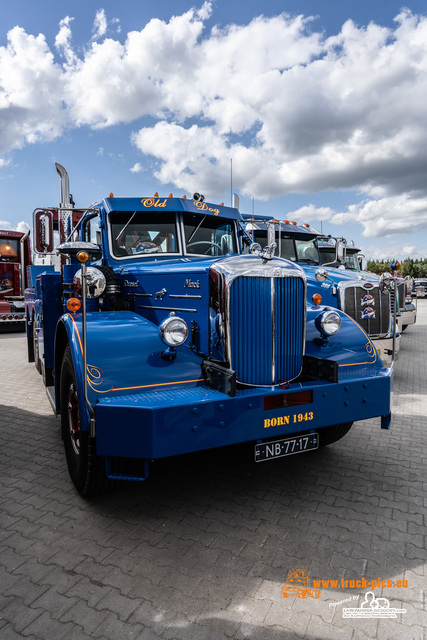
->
[159,315,189,347]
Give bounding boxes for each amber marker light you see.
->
[291,221,297,225]
[303,223,310,227]
[312,293,322,305]
[183,195,187,199]
[168,193,173,198]
[154,192,159,197]
[109,192,114,198]
[77,251,89,263]
[67,298,81,312]
[284,220,290,224]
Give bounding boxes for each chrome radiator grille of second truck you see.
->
[229,276,305,386]
[342,285,390,338]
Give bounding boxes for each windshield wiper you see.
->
[187,215,206,244]
[115,211,137,242]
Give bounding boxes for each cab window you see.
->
[110,211,179,257]
[183,214,237,256]
[296,240,319,263]
[0,239,19,260]
[84,215,102,249]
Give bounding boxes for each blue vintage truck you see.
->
[25,166,393,496]
[243,218,400,367]
[318,236,416,333]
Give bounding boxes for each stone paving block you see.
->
[20,610,74,639]
[3,576,50,607]
[0,624,31,640]
[30,586,78,619]
[1,599,43,634]
[91,612,143,639]
[59,600,114,635]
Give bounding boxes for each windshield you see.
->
[295,239,320,263]
[183,213,237,256]
[110,211,179,257]
[0,239,19,260]
[344,252,361,271]
[244,232,319,263]
[319,249,336,265]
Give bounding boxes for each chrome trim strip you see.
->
[169,294,202,299]
[133,293,153,297]
[271,277,275,384]
[136,305,197,313]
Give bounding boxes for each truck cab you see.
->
[318,237,416,333]
[25,166,393,496]
[0,229,31,330]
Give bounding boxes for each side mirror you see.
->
[34,210,54,254]
[315,268,328,283]
[379,272,393,293]
[267,221,276,247]
[336,239,346,264]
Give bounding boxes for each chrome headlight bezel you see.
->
[159,315,189,347]
[315,309,341,337]
[73,267,106,298]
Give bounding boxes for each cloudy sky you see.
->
[1,0,427,259]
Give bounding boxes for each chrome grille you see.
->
[209,256,306,386]
[340,284,390,338]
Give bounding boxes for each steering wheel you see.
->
[186,240,222,255]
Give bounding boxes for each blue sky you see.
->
[1,0,427,260]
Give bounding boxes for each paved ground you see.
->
[1,303,426,640]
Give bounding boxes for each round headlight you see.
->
[73,267,106,298]
[315,310,341,337]
[159,315,189,347]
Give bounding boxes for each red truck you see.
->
[0,229,31,331]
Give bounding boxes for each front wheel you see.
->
[318,422,353,446]
[60,345,114,497]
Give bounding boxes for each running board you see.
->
[46,386,57,415]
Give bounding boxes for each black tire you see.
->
[33,322,42,374]
[318,422,353,446]
[60,344,114,497]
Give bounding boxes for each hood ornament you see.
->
[250,242,277,262]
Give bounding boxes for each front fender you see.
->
[305,306,385,373]
[57,311,204,427]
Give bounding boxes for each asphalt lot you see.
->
[1,303,426,640]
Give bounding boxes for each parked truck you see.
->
[243,218,400,366]
[25,166,393,496]
[318,236,416,332]
[0,229,31,331]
